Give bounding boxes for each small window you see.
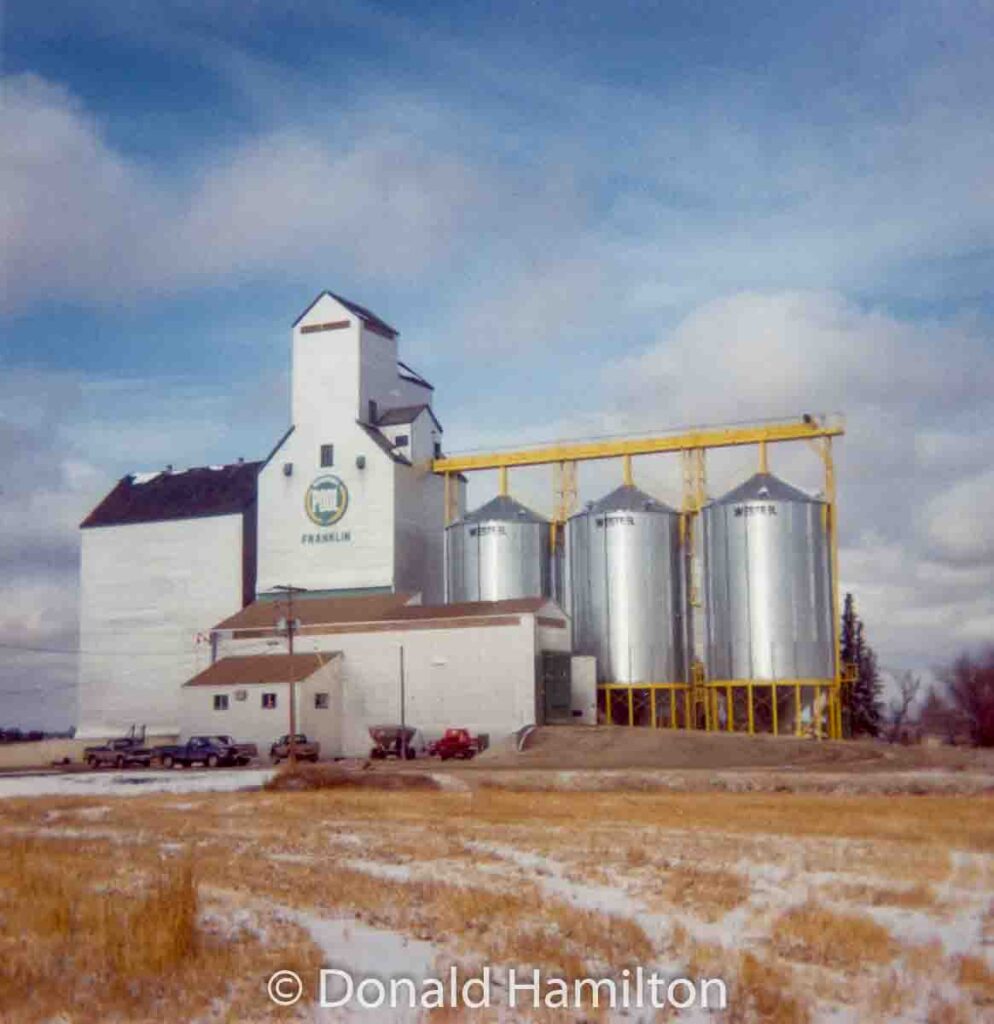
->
[213,694,229,711]
[320,444,334,468]
[261,692,277,710]
[314,692,329,710]
[433,440,442,458]
[394,434,409,448]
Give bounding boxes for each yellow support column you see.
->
[795,685,802,737]
[821,435,844,739]
[605,689,612,725]
[726,684,733,732]
[771,683,779,736]
[684,689,692,729]
[650,687,657,729]
[747,683,755,735]
[622,454,634,486]
[627,688,634,728]
[670,691,677,728]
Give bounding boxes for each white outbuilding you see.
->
[183,592,589,755]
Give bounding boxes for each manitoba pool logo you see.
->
[304,475,349,527]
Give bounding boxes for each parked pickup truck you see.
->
[84,736,153,769]
[211,735,258,765]
[153,736,246,769]
[270,734,320,764]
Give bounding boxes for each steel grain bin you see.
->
[445,495,551,602]
[567,485,684,683]
[702,472,832,681]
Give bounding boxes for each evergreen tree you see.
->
[839,592,883,738]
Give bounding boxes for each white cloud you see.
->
[0,74,490,309]
[923,469,994,565]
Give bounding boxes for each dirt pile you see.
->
[264,763,440,792]
[473,726,994,773]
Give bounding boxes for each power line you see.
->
[0,641,210,657]
[0,682,77,696]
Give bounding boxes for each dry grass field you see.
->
[1,770,992,1022]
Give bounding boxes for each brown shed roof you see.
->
[214,592,419,631]
[213,594,562,633]
[183,653,338,687]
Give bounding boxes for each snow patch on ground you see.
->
[0,768,275,799]
[291,910,442,1024]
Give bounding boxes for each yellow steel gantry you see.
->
[433,415,847,740]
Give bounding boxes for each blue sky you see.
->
[2,0,993,727]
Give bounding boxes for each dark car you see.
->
[270,734,320,764]
[153,736,243,769]
[84,737,153,769]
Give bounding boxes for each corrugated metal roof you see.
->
[714,472,820,505]
[81,461,260,529]
[183,653,339,687]
[586,484,676,515]
[459,495,548,524]
[394,597,557,620]
[215,592,418,631]
[214,594,560,633]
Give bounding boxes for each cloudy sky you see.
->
[2,0,992,728]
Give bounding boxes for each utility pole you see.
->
[399,644,407,760]
[272,584,306,766]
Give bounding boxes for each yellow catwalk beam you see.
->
[433,417,843,474]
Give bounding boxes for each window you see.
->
[320,444,334,468]
[368,399,378,424]
[213,694,229,711]
[433,440,442,458]
[261,692,277,710]
[394,434,409,448]
[314,692,329,710]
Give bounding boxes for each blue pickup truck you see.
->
[153,735,249,769]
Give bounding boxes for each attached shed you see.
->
[181,652,343,755]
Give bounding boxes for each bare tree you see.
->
[942,647,994,748]
[919,686,968,744]
[887,671,922,743]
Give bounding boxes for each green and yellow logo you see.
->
[304,474,349,527]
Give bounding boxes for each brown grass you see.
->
[0,836,323,1023]
[957,954,994,1005]
[903,939,947,978]
[657,863,750,921]
[834,880,937,909]
[0,784,991,1022]
[729,952,812,1024]
[667,925,811,1024]
[772,901,896,972]
[927,995,977,1024]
